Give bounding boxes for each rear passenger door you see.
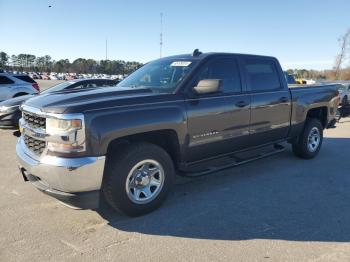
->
[185,56,251,162]
[242,57,291,146]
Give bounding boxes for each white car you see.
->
[338,83,350,105]
[0,73,39,102]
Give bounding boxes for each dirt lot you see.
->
[0,82,350,261]
[37,79,64,91]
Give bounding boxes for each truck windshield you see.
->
[337,84,346,91]
[118,59,197,93]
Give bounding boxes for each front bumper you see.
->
[16,139,106,209]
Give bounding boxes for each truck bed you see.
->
[288,83,339,90]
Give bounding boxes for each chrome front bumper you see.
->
[16,138,106,193]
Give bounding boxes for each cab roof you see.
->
[158,52,277,61]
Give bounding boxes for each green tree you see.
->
[53,59,70,73]
[71,58,88,73]
[35,56,46,72]
[11,55,18,70]
[44,55,52,72]
[0,51,9,69]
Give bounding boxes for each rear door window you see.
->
[244,59,281,92]
[98,80,115,87]
[14,75,36,83]
[93,80,106,87]
[0,76,15,84]
[83,83,98,89]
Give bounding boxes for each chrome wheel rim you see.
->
[307,127,320,152]
[125,159,165,204]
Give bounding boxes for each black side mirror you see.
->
[193,79,221,95]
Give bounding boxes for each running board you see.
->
[179,144,285,178]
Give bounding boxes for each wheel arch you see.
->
[13,92,29,98]
[106,129,182,169]
[306,106,328,128]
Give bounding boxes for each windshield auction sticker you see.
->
[170,61,192,67]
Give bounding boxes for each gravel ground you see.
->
[0,84,350,261]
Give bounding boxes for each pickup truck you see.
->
[16,51,339,216]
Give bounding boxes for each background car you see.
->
[0,73,39,102]
[337,83,350,105]
[284,72,297,84]
[0,78,119,128]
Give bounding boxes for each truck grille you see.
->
[23,112,46,129]
[23,135,46,156]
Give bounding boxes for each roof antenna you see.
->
[192,49,202,57]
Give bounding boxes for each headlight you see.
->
[0,105,19,113]
[46,116,85,154]
[46,118,82,133]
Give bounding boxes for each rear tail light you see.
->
[32,83,40,92]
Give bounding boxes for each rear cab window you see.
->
[243,58,281,92]
[0,76,15,84]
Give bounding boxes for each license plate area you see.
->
[19,167,29,182]
[18,166,41,183]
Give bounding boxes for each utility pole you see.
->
[160,12,163,58]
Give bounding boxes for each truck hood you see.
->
[24,86,163,114]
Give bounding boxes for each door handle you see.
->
[235,100,248,108]
[279,97,289,103]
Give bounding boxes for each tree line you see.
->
[285,68,350,81]
[0,51,143,75]
[287,29,350,80]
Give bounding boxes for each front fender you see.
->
[85,101,188,156]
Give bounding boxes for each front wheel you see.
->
[102,142,175,216]
[292,118,323,159]
[342,96,348,106]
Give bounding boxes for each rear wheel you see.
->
[292,118,323,159]
[102,142,175,216]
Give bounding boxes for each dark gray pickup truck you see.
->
[16,51,339,216]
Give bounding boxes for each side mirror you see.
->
[193,79,221,95]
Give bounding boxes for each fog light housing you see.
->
[47,142,85,154]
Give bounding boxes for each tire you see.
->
[102,142,175,216]
[342,96,348,106]
[336,108,342,121]
[292,118,323,159]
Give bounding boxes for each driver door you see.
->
[185,56,251,162]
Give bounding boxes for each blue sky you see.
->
[1,0,349,70]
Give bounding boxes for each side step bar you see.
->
[179,144,285,178]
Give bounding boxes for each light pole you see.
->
[105,38,108,60]
[160,13,163,58]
